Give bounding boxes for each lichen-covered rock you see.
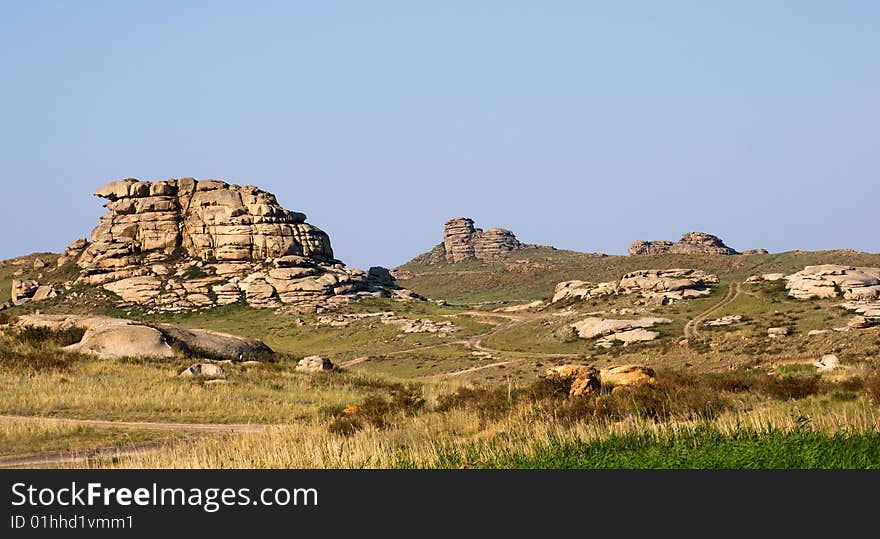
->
[630,232,738,255]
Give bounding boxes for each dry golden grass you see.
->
[82,395,880,469]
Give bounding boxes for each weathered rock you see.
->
[553,269,717,304]
[784,265,880,300]
[599,365,656,390]
[742,249,769,255]
[599,328,660,345]
[813,354,840,373]
[17,313,272,360]
[49,177,420,313]
[179,363,226,379]
[32,257,47,269]
[767,327,790,337]
[31,285,57,302]
[847,315,872,329]
[762,273,785,281]
[65,324,175,358]
[367,266,395,286]
[156,325,272,359]
[630,232,738,255]
[295,355,334,372]
[571,317,672,339]
[409,217,538,265]
[543,365,601,397]
[705,314,743,327]
[11,279,40,305]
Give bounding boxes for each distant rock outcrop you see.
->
[411,217,536,265]
[630,232,738,256]
[44,177,419,313]
[553,269,718,305]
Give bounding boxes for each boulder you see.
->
[156,325,272,359]
[11,279,40,305]
[600,365,656,390]
[813,354,840,373]
[705,315,743,327]
[65,324,174,358]
[295,355,334,372]
[847,316,872,329]
[571,317,671,339]
[179,363,226,379]
[767,327,790,337]
[543,365,601,397]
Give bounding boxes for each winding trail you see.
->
[684,283,741,339]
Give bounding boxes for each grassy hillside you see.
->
[396,250,880,304]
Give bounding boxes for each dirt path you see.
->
[425,359,526,379]
[0,414,271,433]
[0,442,167,469]
[0,415,274,469]
[684,283,740,339]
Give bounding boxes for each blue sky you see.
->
[2,1,877,269]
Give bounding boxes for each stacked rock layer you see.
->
[421,217,529,265]
[55,178,416,312]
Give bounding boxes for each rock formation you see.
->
[783,265,880,300]
[629,232,738,256]
[552,269,718,305]
[46,177,419,313]
[411,217,535,265]
[570,316,671,347]
[16,313,271,359]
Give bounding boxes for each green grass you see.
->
[428,426,880,469]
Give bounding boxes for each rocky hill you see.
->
[630,232,740,256]
[9,177,417,313]
[404,217,544,266]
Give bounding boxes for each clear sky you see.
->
[2,1,878,269]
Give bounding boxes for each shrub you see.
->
[435,385,515,419]
[866,371,880,404]
[761,375,820,400]
[13,326,85,348]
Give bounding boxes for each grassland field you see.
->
[1,249,879,468]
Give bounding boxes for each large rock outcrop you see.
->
[50,178,418,313]
[412,217,533,265]
[784,265,880,300]
[630,232,738,256]
[553,269,718,305]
